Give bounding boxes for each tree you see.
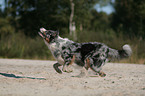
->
[4,0,99,38]
[111,0,145,39]
[5,0,70,37]
[69,0,77,40]
[90,9,111,31]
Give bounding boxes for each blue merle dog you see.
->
[38,28,132,77]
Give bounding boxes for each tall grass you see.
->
[0,32,53,60]
[0,30,145,64]
[76,29,145,64]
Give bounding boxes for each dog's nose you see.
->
[40,28,46,32]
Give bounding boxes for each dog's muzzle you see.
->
[38,31,50,43]
[38,32,46,39]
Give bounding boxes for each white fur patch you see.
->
[57,55,64,65]
[123,44,132,56]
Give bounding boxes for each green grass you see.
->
[0,30,145,64]
[0,33,52,60]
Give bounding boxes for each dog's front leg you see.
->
[62,62,73,73]
[63,55,75,73]
[62,55,75,73]
[53,63,62,74]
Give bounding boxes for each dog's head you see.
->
[38,28,59,43]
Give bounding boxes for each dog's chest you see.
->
[48,43,59,52]
[47,43,61,57]
[45,39,67,57]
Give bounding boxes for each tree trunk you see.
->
[69,0,77,40]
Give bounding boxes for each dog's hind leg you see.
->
[87,58,106,77]
[53,63,62,74]
[72,66,88,78]
[76,67,88,78]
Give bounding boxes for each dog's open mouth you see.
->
[38,28,47,39]
[38,31,45,38]
[38,28,50,43]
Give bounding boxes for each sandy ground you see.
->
[0,59,145,96]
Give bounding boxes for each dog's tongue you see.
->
[38,32,44,38]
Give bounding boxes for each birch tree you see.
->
[69,0,77,40]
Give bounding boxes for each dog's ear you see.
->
[56,31,59,36]
[52,30,59,37]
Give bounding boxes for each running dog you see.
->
[38,28,132,77]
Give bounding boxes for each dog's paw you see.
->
[99,71,106,77]
[72,72,87,78]
[53,64,62,74]
[62,66,73,73]
[67,67,73,72]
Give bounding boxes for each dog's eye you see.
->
[46,34,50,37]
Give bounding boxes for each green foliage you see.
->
[77,29,145,64]
[0,0,145,64]
[111,0,145,38]
[4,0,98,37]
[90,10,111,30]
[0,17,15,38]
[0,32,52,59]
[73,0,98,29]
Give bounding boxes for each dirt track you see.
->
[0,59,145,96]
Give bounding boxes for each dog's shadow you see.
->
[0,72,46,80]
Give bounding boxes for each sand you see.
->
[0,59,145,96]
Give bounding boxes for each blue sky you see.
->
[95,3,115,14]
[0,0,114,14]
[0,0,4,10]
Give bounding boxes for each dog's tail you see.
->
[108,44,132,60]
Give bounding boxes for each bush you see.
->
[0,32,53,60]
[0,30,145,64]
[76,29,145,64]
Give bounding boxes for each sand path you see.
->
[0,59,145,96]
